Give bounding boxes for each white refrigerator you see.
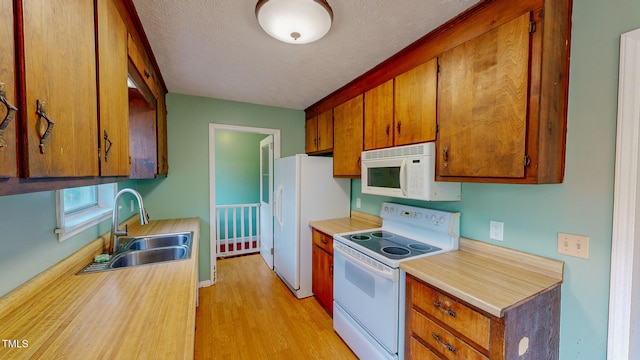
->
[273,154,350,299]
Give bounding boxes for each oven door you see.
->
[333,243,400,355]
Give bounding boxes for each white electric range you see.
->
[332,202,460,360]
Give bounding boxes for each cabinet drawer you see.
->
[408,336,441,360]
[312,229,333,255]
[410,277,490,350]
[410,309,488,360]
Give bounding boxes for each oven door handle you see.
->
[399,159,408,197]
[334,245,398,282]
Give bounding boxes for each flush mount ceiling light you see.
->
[255,0,333,44]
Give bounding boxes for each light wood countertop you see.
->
[0,217,200,360]
[309,210,382,235]
[401,237,564,318]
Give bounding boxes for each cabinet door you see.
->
[97,0,129,176]
[333,95,363,177]
[305,115,318,153]
[128,90,157,179]
[394,58,437,146]
[364,79,393,150]
[316,109,333,152]
[312,244,333,315]
[156,91,168,176]
[0,0,17,178]
[437,13,529,179]
[22,0,98,177]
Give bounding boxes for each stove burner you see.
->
[381,246,410,256]
[350,234,371,241]
[408,243,435,252]
[370,231,394,239]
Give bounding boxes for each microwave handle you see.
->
[399,159,408,197]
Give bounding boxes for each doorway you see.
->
[208,124,281,284]
[608,28,640,359]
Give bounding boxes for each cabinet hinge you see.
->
[270,142,273,150]
[529,21,536,34]
[437,63,441,73]
[524,154,531,167]
[436,124,439,133]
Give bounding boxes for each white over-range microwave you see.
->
[361,142,461,201]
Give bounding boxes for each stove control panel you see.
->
[381,202,460,236]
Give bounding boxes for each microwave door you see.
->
[399,159,408,197]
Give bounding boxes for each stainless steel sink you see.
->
[78,231,193,274]
[123,233,191,251]
[110,246,188,268]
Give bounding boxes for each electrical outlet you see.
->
[356,198,361,209]
[490,221,504,241]
[558,232,589,259]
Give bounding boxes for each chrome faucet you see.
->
[109,188,150,254]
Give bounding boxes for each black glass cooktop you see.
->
[344,230,441,260]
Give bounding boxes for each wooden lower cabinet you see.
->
[311,228,334,315]
[404,274,560,359]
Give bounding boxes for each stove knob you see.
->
[431,215,437,223]
[415,212,422,219]
[439,216,446,224]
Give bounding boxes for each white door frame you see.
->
[608,28,640,359]
[208,124,281,285]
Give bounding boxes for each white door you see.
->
[259,136,274,268]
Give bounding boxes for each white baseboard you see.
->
[198,280,213,288]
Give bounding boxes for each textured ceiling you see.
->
[132,0,480,110]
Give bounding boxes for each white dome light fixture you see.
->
[255,0,333,44]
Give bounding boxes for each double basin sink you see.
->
[79,231,193,274]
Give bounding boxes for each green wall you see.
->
[214,130,266,205]
[137,93,305,284]
[352,0,640,358]
[0,181,138,297]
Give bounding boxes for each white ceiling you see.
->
[132,0,480,110]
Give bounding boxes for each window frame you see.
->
[55,183,117,242]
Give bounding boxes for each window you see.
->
[55,184,116,242]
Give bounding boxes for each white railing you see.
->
[215,203,260,257]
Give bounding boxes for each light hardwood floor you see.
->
[195,254,357,359]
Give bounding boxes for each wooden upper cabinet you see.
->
[364,58,437,151]
[21,0,98,177]
[128,33,159,98]
[156,89,168,176]
[394,58,437,146]
[438,13,530,180]
[306,0,571,184]
[128,89,157,179]
[0,0,18,178]
[305,115,318,153]
[364,79,393,150]
[333,95,363,177]
[97,0,129,177]
[306,109,333,154]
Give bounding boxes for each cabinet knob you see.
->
[0,83,18,148]
[36,100,55,154]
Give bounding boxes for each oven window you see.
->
[368,167,401,188]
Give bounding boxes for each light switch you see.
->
[557,232,589,259]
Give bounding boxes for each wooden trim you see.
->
[459,237,564,281]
